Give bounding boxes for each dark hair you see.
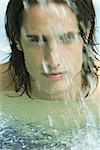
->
[5,0,99,98]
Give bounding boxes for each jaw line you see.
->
[43,88,67,95]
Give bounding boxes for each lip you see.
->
[42,72,65,80]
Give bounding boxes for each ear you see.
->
[15,40,23,51]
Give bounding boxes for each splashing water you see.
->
[1,0,100,149]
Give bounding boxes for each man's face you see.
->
[20,3,84,97]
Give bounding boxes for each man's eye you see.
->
[31,36,40,42]
[67,32,75,40]
[60,32,76,44]
[30,36,48,44]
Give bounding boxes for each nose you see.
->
[45,40,61,68]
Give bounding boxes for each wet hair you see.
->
[5,0,99,98]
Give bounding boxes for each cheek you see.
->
[62,41,83,70]
[22,46,44,73]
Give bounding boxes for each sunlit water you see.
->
[0,91,100,150]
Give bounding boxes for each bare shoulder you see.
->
[92,61,100,99]
[92,77,100,99]
[0,62,14,91]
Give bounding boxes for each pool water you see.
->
[0,91,100,150]
[1,116,100,150]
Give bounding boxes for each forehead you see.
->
[21,3,79,34]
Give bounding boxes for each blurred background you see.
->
[0,0,100,64]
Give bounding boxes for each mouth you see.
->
[42,72,65,80]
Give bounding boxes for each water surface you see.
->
[0,91,100,149]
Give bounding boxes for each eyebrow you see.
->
[26,31,80,38]
[26,35,38,38]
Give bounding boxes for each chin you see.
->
[43,87,68,95]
